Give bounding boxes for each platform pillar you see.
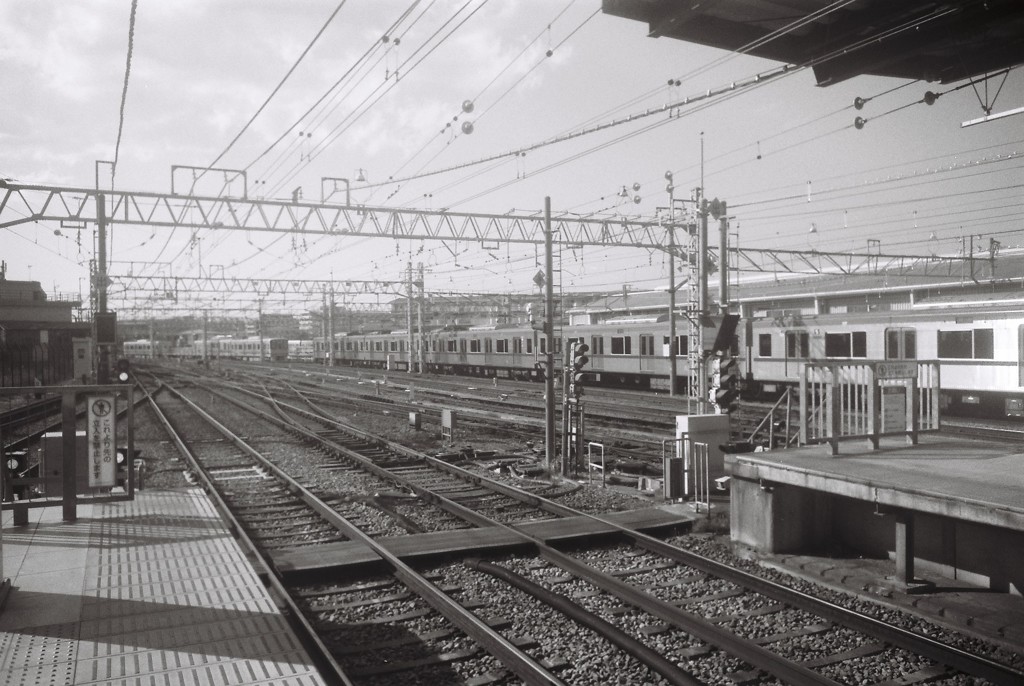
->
[894,511,915,584]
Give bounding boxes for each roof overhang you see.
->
[602,0,1024,86]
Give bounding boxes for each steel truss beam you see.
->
[108,274,407,298]
[1,180,976,277]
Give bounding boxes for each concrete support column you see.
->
[895,511,915,584]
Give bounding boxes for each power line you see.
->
[112,0,139,186]
[204,1,350,175]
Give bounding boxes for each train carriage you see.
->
[743,297,1024,419]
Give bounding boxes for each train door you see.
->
[784,331,808,378]
[639,333,655,371]
[885,327,917,360]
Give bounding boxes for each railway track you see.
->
[139,370,1024,685]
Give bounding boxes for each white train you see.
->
[744,296,1024,419]
[311,298,1023,420]
[162,332,288,362]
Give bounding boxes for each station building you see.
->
[0,269,89,386]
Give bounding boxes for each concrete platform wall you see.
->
[733,476,1024,594]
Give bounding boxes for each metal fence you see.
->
[800,360,940,455]
[0,341,74,388]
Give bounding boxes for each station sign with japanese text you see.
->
[87,395,116,488]
[875,361,918,380]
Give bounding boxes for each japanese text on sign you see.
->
[87,395,116,488]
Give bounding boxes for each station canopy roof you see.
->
[601,0,1024,86]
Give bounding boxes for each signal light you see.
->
[4,451,26,476]
[116,448,128,487]
[713,385,741,415]
[709,198,727,220]
[710,352,741,414]
[569,342,590,399]
[115,358,131,383]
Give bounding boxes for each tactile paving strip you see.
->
[0,622,78,686]
[1,490,327,686]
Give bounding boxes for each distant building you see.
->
[0,270,89,385]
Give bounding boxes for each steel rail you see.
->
[226,373,1024,686]
[155,378,566,686]
[143,383,356,686]
[204,378,847,684]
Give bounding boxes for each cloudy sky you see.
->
[2,0,1021,316]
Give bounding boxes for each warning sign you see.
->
[881,387,907,433]
[87,395,116,488]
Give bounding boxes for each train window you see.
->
[662,334,687,355]
[824,332,866,358]
[758,334,772,357]
[446,339,457,353]
[526,338,533,354]
[786,332,809,358]
[938,328,993,359]
[639,334,655,356]
[540,338,546,354]
[611,336,632,355]
[497,339,509,353]
[485,338,493,354]
[512,338,522,354]
[459,339,467,354]
[470,338,481,353]
[853,331,867,357]
[975,329,993,358]
[591,336,604,354]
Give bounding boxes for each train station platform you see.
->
[726,433,1024,595]
[0,489,328,686]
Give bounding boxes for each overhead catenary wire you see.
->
[111,0,139,187]
[201,0,351,177]
[151,3,1015,298]
[262,0,492,199]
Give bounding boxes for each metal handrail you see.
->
[746,387,797,448]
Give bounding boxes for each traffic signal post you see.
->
[561,342,589,476]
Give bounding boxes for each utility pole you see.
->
[697,189,709,410]
[718,211,730,311]
[257,299,264,361]
[543,197,555,474]
[202,310,209,366]
[327,286,335,367]
[321,291,328,365]
[96,193,110,383]
[417,262,425,375]
[665,172,677,397]
[406,261,414,373]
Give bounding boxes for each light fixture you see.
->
[809,223,818,234]
[356,168,367,182]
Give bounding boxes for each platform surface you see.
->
[0,489,327,686]
[726,433,1024,530]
